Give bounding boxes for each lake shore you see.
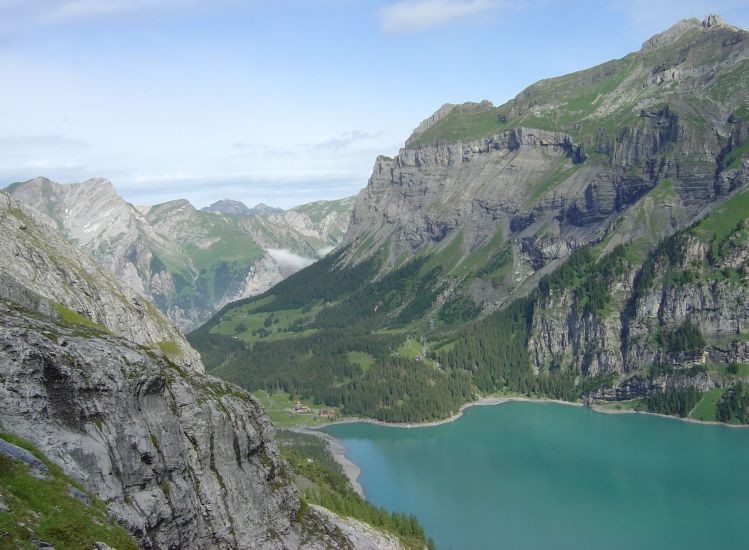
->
[313,395,749,431]
[287,427,365,498]
[309,395,582,431]
[289,395,746,498]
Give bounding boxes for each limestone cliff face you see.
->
[0,301,383,549]
[526,221,749,397]
[343,17,749,310]
[346,128,590,258]
[6,179,353,330]
[0,191,203,372]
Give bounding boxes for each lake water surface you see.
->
[323,402,749,550]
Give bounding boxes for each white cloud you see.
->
[308,130,384,152]
[379,0,503,32]
[266,248,315,270]
[0,134,90,150]
[0,0,236,26]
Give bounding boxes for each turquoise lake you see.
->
[323,402,749,550]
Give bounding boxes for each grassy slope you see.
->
[0,433,139,550]
[408,26,746,150]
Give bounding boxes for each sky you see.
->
[1,0,748,209]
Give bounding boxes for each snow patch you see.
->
[317,245,335,256]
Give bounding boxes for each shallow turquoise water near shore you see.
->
[323,402,749,550]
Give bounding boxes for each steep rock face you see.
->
[0,302,367,549]
[0,192,203,372]
[526,214,749,397]
[8,177,185,299]
[347,128,585,258]
[342,16,749,315]
[7,179,354,330]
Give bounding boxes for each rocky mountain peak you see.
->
[202,199,283,216]
[78,177,116,193]
[156,198,195,211]
[0,191,204,371]
[702,13,725,28]
[406,103,457,145]
[202,198,251,215]
[252,202,283,215]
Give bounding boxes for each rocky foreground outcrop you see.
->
[0,190,401,549]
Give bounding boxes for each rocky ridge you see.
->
[193,16,749,423]
[0,191,202,372]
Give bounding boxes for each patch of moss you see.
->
[52,303,109,334]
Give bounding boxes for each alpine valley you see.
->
[192,15,749,425]
[2,12,749,550]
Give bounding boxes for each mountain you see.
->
[202,199,284,216]
[5,177,354,329]
[192,15,749,424]
[0,189,417,548]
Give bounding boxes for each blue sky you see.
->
[1,0,748,208]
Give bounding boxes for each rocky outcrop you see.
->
[526,222,749,397]
[0,301,360,549]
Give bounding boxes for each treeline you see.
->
[439,295,482,325]
[212,328,401,400]
[313,256,436,330]
[277,431,437,550]
[645,387,702,417]
[716,382,749,423]
[255,247,378,313]
[200,320,472,422]
[189,219,727,424]
[331,359,474,422]
[187,331,248,371]
[657,320,706,354]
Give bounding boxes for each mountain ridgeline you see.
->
[5,177,354,330]
[192,15,749,424]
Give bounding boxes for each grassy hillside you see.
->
[0,433,140,550]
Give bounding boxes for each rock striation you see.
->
[343,15,749,311]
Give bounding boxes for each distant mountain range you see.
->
[202,199,284,216]
[5,177,354,329]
